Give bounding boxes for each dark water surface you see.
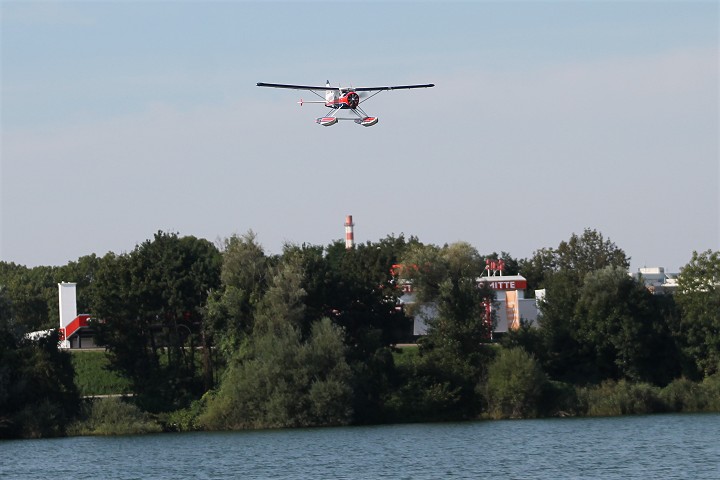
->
[2,413,718,479]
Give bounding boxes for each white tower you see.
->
[58,282,77,349]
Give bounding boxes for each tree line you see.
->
[1,228,718,438]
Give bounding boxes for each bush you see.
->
[198,317,353,430]
[484,347,547,419]
[67,397,161,436]
[578,380,664,416]
[659,378,706,412]
[701,371,720,411]
[161,396,208,432]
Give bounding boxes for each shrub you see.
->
[659,378,706,412]
[198,317,353,430]
[701,371,720,411]
[161,396,208,432]
[484,347,547,419]
[579,380,664,416]
[67,397,161,436]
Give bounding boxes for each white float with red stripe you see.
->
[317,117,338,126]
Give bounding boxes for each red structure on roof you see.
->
[59,314,90,342]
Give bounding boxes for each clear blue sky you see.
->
[2,1,718,273]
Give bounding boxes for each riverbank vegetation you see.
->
[1,230,719,438]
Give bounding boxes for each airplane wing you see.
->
[353,84,435,92]
[257,82,435,92]
[257,82,332,91]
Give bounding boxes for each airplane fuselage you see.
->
[325,91,360,109]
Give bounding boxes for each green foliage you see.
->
[484,347,547,419]
[290,236,414,423]
[574,266,680,384]
[426,277,494,358]
[200,317,352,430]
[402,242,495,360]
[5,229,720,437]
[659,377,708,412]
[554,228,629,281]
[160,396,208,432]
[200,260,353,429]
[70,350,131,396]
[68,397,161,436]
[400,241,485,306]
[390,242,496,421]
[675,250,720,376]
[700,371,720,411]
[392,345,420,367]
[386,352,467,423]
[577,380,665,416]
[500,319,544,357]
[519,228,629,290]
[658,370,720,413]
[320,237,413,348]
[0,262,57,331]
[0,318,79,438]
[540,380,581,417]
[205,231,270,358]
[535,266,680,386]
[535,271,586,382]
[91,231,221,412]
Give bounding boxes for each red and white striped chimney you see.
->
[344,215,355,249]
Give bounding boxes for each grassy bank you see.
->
[70,350,131,396]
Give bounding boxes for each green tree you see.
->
[519,228,629,289]
[301,236,414,424]
[398,242,495,419]
[91,232,221,411]
[321,236,413,348]
[0,288,79,438]
[535,266,680,386]
[401,242,493,357]
[204,231,270,360]
[0,262,58,332]
[575,266,680,385]
[200,259,352,429]
[534,271,586,382]
[675,250,720,377]
[518,247,556,292]
[520,229,633,383]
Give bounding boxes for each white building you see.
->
[401,273,541,337]
[632,267,678,295]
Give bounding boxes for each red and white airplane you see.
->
[256,80,434,127]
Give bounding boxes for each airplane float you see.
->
[256,81,435,126]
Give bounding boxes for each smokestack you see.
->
[344,215,355,249]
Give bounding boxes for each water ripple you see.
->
[1,413,718,479]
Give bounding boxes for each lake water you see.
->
[1,413,718,479]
